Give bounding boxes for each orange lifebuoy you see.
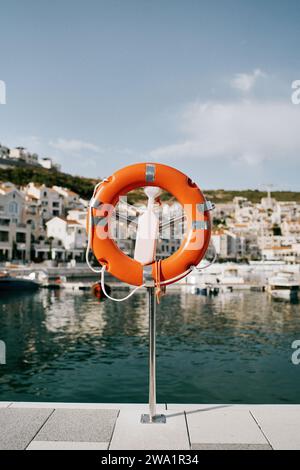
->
[87,163,211,286]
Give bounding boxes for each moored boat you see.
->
[0,272,40,291]
[266,271,299,302]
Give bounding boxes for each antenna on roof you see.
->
[260,183,275,204]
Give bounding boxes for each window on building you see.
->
[0,218,10,226]
[27,220,35,230]
[9,201,18,214]
[53,202,60,208]
[0,231,9,242]
[16,232,26,243]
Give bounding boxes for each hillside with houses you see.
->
[1,143,300,265]
[1,178,300,265]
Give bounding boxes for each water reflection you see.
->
[0,288,300,403]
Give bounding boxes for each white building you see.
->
[209,228,254,260]
[0,218,31,262]
[211,229,239,259]
[25,183,63,220]
[213,202,235,222]
[24,194,46,239]
[40,158,61,171]
[260,196,277,211]
[0,182,25,224]
[257,235,297,250]
[52,186,83,211]
[39,158,52,170]
[46,216,87,261]
[0,183,31,261]
[261,246,297,263]
[9,147,39,166]
[67,209,87,227]
[281,219,300,237]
[0,144,10,159]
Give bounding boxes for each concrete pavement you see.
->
[0,402,299,450]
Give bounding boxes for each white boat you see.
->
[39,274,91,291]
[185,270,220,295]
[186,264,246,294]
[267,271,299,302]
[0,272,40,291]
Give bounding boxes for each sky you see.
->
[0,0,300,189]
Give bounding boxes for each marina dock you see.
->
[0,402,299,450]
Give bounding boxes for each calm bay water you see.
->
[0,287,300,403]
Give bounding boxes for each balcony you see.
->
[16,243,26,250]
[0,242,10,249]
[0,219,10,226]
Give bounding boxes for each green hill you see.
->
[203,189,300,204]
[0,166,97,200]
[1,165,300,204]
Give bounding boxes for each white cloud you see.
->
[49,138,100,153]
[149,100,300,166]
[230,69,265,92]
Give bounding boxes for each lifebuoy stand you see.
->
[86,162,213,424]
[141,286,166,424]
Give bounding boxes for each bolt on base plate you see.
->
[140,414,167,424]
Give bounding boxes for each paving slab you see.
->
[184,405,271,450]
[110,406,189,450]
[0,408,53,450]
[250,405,300,450]
[34,409,118,444]
[192,443,271,450]
[166,404,228,414]
[2,403,300,450]
[27,440,108,450]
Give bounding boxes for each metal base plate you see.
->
[140,414,167,424]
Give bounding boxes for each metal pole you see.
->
[148,286,156,421]
[141,286,166,424]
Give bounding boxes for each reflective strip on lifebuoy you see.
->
[87,163,211,286]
